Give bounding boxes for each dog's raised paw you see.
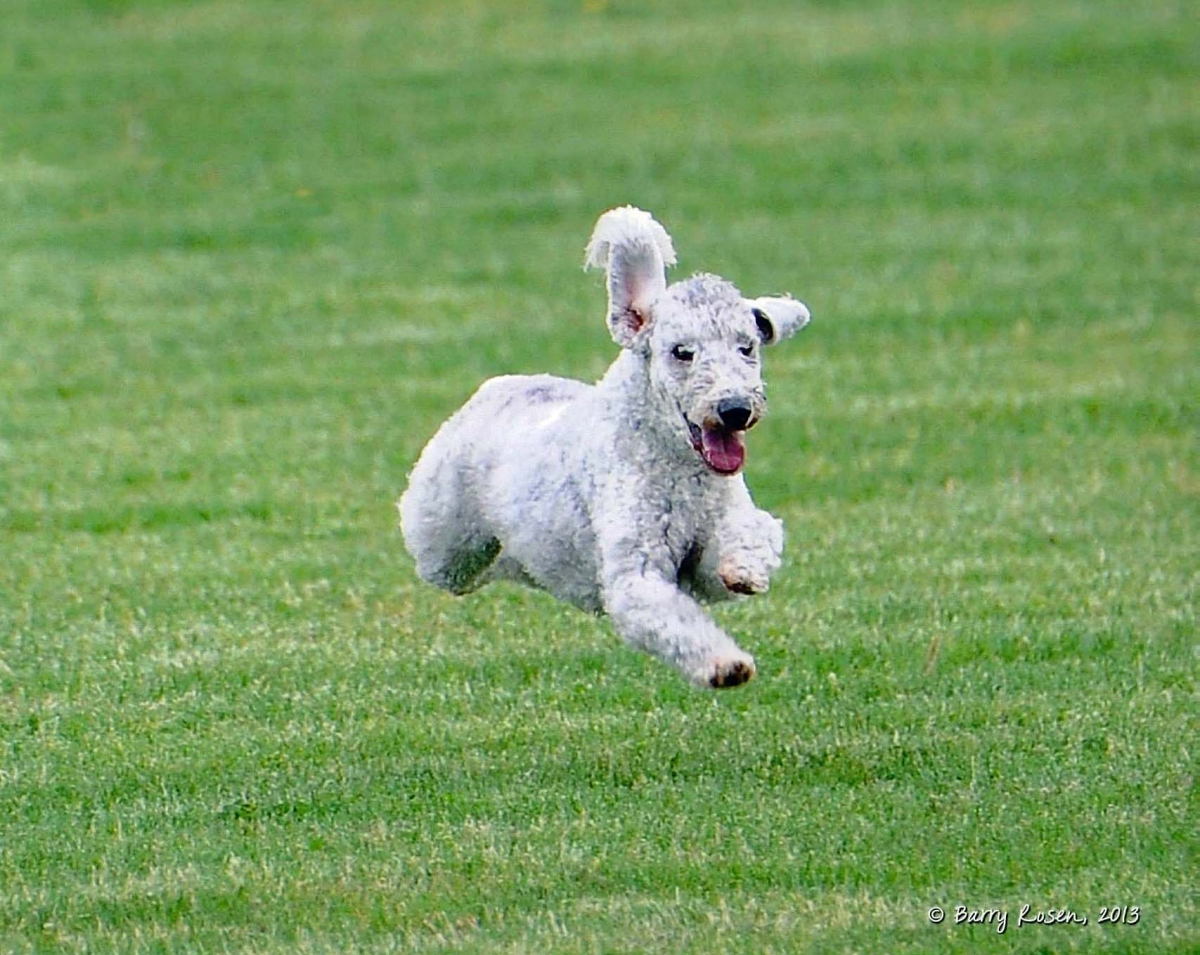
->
[718,556,769,595]
[709,655,757,689]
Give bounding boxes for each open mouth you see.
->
[686,417,748,475]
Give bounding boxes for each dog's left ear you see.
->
[584,206,677,349]
[747,296,812,345]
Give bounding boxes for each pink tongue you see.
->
[700,427,745,474]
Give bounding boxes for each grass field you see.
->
[1,0,1197,952]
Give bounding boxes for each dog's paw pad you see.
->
[718,562,769,595]
[709,656,756,689]
[720,566,768,597]
[722,575,766,595]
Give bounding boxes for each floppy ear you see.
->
[747,295,811,345]
[584,206,677,348]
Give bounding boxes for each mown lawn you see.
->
[1,0,1196,952]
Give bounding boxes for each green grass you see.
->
[1,0,1196,952]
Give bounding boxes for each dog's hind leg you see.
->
[398,416,503,595]
[399,475,501,595]
[431,536,502,595]
[400,502,502,595]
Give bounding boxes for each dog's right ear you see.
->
[747,296,812,346]
[584,206,676,348]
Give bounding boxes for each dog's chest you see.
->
[642,472,720,567]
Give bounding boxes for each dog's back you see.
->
[399,373,597,600]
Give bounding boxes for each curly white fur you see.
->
[399,207,811,688]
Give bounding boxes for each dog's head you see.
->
[584,206,811,476]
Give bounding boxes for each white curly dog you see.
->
[399,206,810,688]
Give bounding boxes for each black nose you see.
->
[716,397,753,431]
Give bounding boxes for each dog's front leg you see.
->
[599,539,756,688]
[690,476,784,599]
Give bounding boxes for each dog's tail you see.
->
[584,206,677,346]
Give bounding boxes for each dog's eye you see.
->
[670,345,694,363]
[739,343,755,358]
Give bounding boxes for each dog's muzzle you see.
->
[685,400,761,475]
[715,397,754,432]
